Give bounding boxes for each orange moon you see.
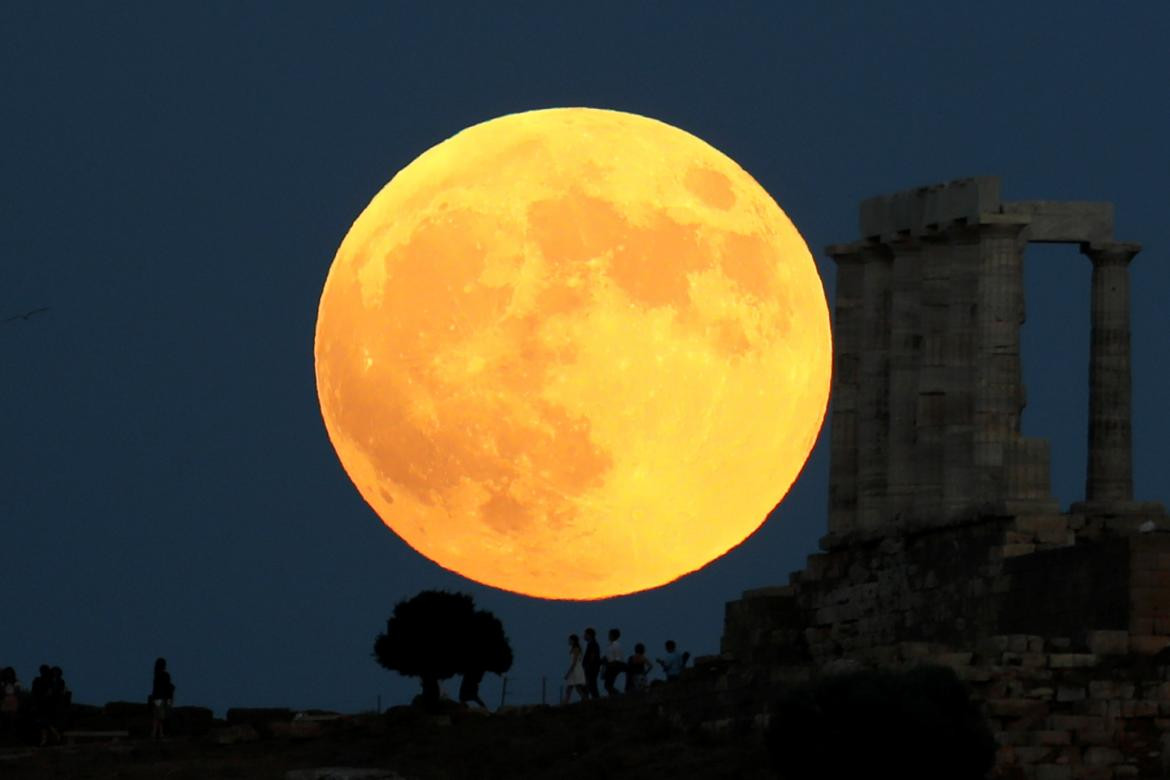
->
[314,108,831,600]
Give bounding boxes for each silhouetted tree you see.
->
[767,665,995,780]
[373,590,513,709]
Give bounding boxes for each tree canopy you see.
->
[373,590,513,707]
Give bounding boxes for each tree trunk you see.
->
[419,675,440,709]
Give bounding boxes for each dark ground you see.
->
[0,695,773,780]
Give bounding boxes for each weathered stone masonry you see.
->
[722,178,1169,779]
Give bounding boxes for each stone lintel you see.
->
[860,176,1001,240]
[1000,200,1114,244]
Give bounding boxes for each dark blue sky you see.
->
[4,3,1169,715]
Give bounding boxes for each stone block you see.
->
[1128,635,1170,655]
[1087,631,1130,656]
[1036,528,1076,546]
[1013,515,1070,534]
[1121,700,1158,718]
[1014,745,1056,763]
[1034,765,1071,780]
[1033,730,1071,746]
[1048,714,1104,732]
[932,652,973,669]
[1130,587,1170,617]
[1006,635,1034,654]
[989,698,1048,719]
[1089,681,1120,699]
[1001,543,1036,558]
[1004,652,1048,668]
[1083,747,1125,767]
[1049,654,1098,669]
[1056,686,1086,702]
[1130,569,1170,588]
[1077,727,1118,746]
[979,636,1012,655]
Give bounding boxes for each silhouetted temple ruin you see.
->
[721,177,1170,779]
[824,176,1157,539]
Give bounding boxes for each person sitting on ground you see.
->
[603,628,624,696]
[150,657,175,740]
[657,640,690,682]
[624,643,650,693]
[563,634,588,704]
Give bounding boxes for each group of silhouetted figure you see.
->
[1,665,72,745]
[562,627,689,704]
[0,658,175,746]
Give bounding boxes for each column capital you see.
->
[1082,241,1141,266]
[825,240,890,265]
[974,213,1032,241]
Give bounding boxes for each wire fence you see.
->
[494,674,554,708]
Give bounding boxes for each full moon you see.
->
[314,108,831,600]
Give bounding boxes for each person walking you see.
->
[150,658,175,740]
[657,640,690,681]
[603,628,624,696]
[30,665,57,746]
[562,634,588,704]
[582,628,601,699]
[0,667,21,740]
[48,667,70,740]
[625,643,650,693]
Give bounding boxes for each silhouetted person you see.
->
[459,668,487,710]
[150,657,175,739]
[0,667,21,740]
[30,665,57,746]
[582,628,601,699]
[562,634,588,704]
[603,628,624,695]
[48,667,70,739]
[657,640,689,681]
[625,643,650,693]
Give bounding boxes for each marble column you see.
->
[886,237,924,522]
[942,228,981,516]
[826,244,865,537]
[973,217,1030,505]
[857,242,893,531]
[1083,241,1139,503]
[914,234,951,519]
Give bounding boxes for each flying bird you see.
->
[3,306,50,323]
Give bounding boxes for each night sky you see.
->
[4,3,1169,716]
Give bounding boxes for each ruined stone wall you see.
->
[722,520,1170,778]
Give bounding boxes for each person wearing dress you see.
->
[562,634,588,704]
